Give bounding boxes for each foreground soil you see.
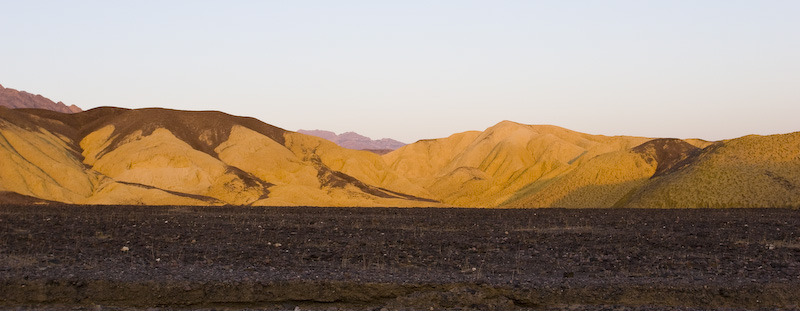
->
[1,205,799,310]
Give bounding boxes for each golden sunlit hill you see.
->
[0,107,437,206]
[385,121,798,208]
[622,133,800,208]
[384,121,652,207]
[502,138,703,208]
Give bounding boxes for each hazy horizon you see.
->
[3,1,799,143]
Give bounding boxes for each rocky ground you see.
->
[1,205,799,310]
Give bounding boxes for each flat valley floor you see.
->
[1,205,799,310]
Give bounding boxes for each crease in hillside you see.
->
[10,128,76,167]
[288,137,436,202]
[224,166,273,201]
[568,150,589,165]
[315,164,397,200]
[114,181,224,204]
[764,170,797,192]
[376,187,439,203]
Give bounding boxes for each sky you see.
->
[2,1,799,143]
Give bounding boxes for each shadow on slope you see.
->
[503,138,704,208]
[625,133,800,208]
[631,138,701,178]
[16,107,288,158]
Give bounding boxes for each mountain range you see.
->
[0,84,81,113]
[297,129,406,154]
[1,86,798,208]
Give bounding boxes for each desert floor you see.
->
[1,205,799,310]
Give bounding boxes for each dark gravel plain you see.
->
[1,205,799,310]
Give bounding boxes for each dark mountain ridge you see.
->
[0,84,81,113]
[298,129,406,151]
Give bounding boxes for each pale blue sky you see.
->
[2,1,799,143]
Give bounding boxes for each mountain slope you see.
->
[384,121,651,206]
[0,107,96,203]
[624,133,800,208]
[0,107,206,205]
[0,84,81,113]
[1,107,437,206]
[384,121,800,208]
[502,139,700,208]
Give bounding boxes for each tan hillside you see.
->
[0,107,438,206]
[384,121,651,207]
[624,132,800,208]
[685,138,713,149]
[0,107,94,203]
[502,139,701,208]
[503,150,656,208]
[0,107,208,205]
[283,132,432,199]
[382,130,482,185]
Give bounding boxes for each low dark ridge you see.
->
[16,106,119,127]
[0,191,59,205]
[0,107,81,138]
[631,138,702,178]
[20,106,131,137]
[0,107,42,131]
[6,107,137,154]
[114,181,223,204]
